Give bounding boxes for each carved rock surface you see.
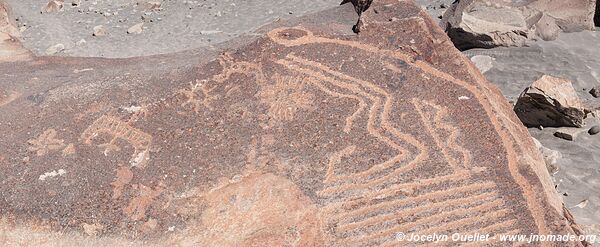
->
[0,0,585,246]
[514,75,586,128]
[441,0,597,49]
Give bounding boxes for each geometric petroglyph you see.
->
[27,129,65,156]
[179,79,219,113]
[265,30,522,245]
[413,98,472,171]
[80,115,152,168]
[257,73,315,123]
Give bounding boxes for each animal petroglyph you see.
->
[262,26,554,245]
[412,98,472,171]
[269,26,551,237]
[123,184,164,221]
[27,129,66,156]
[212,53,267,84]
[179,79,219,113]
[80,116,153,168]
[257,73,315,123]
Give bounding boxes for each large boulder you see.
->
[514,75,586,128]
[0,0,586,246]
[441,0,597,49]
[0,1,30,62]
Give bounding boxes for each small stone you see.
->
[553,128,587,141]
[588,125,600,135]
[93,25,108,36]
[589,87,600,98]
[42,0,64,13]
[127,23,144,34]
[45,44,65,55]
[76,39,86,46]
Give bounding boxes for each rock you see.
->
[71,0,81,7]
[554,127,587,141]
[127,23,143,34]
[140,1,162,11]
[588,125,600,135]
[589,86,600,98]
[42,0,64,13]
[470,55,494,73]
[76,39,86,46]
[535,13,561,41]
[514,75,586,128]
[92,25,107,37]
[45,43,64,55]
[441,0,596,49]
[0,0,583,245]
[0,1,31,62]
[531,138,561,174]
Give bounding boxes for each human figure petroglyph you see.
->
[80,115,152,168]
[27,129,66,156]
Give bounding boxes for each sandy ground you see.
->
[8,0,339,58]
[464,30,600,234]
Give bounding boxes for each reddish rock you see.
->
[514,75,586,128]
[0,0,585,246]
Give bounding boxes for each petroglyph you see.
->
[38,169,66,181]
[82,223,104,236]
[324,145,356,183]
[0,91,20,107]
[413,98,472,171]
[169,173,323,246]
[111,165,133,200]
[257,73,315,123]
[212,53,266,84]
[123,184,164,221]
[268,26,551,237]
[27,129,65,156]
[179,79,219,113]
[81,116,152,168]
[61,143,75,156]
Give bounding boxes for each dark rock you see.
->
[589,125,600,135]
[514,75,586,128]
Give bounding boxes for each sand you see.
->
[464,30,600,234]
[7,0,340,58]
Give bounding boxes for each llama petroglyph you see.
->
[80,115,152,168]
